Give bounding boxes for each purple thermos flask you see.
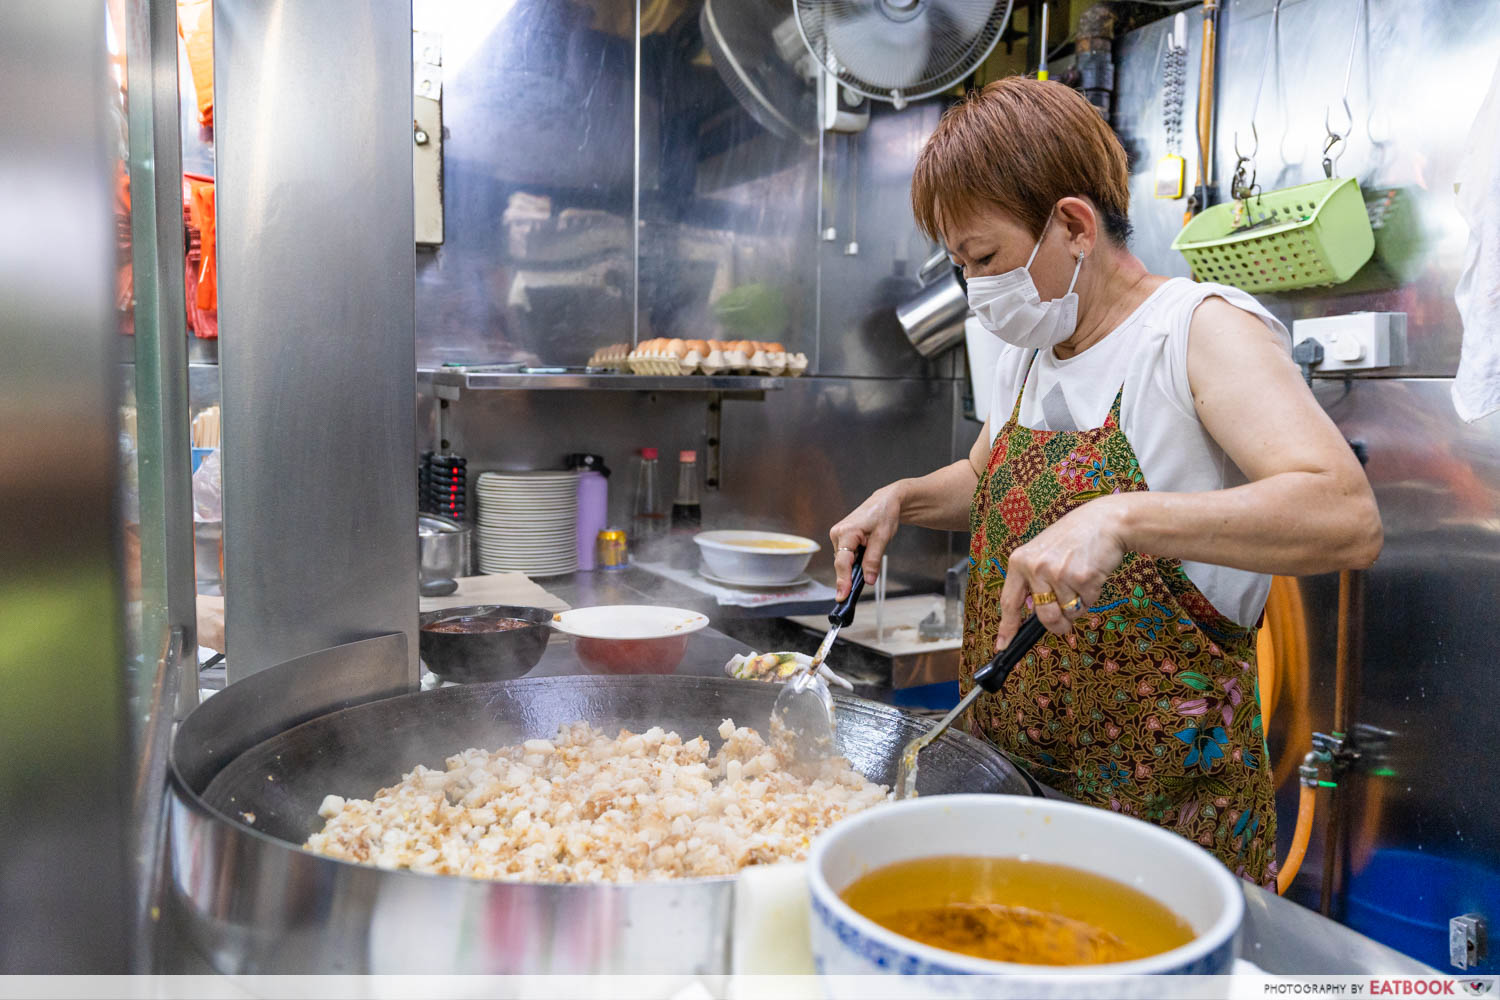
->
[567,453,609,571]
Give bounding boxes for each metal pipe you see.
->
[1075,3,1118,120]
[124,0,198,968]
[1191,0,1220,214]
[124,0,197,716]
[1320,568,1365,917]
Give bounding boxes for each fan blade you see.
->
[928,0,1001,38]
[825,5,931,89]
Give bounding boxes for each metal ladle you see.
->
[895,615,1047,799]
[772,546,867,763]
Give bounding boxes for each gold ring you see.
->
[836,546,854,553]
[1063,596,1084,613]
[1032,591,1058,606]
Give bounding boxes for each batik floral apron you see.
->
[961,358,1278,886]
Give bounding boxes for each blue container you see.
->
[191,447,215,473]
[1345,848,1500,973]
[888,680,960,711]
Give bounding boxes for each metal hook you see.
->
[1234,121,1259,163]
[1323,97,1352,177]
[1324,0,1363,178]
[1325,96,1353,147]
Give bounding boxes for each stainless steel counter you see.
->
[517,574,1436,974]
[163,572,1434,976]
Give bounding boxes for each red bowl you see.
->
[573,634,689,675]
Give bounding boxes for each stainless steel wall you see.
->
[0,0,132,971]
[1117,0,1500,951]
[416,0,968,583]
[216,0,418,683]
[413,0,636,367]
[424,376,963,586]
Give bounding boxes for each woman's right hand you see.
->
[829,482,906,600]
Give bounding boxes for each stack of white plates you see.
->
[474,470,580,577]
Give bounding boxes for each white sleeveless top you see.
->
[984,278,1289,628]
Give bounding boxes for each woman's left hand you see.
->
[995,494,1130,648]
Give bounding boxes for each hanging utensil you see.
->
[1154,14,1189,201]
[772,545,867,763]
[1230,0,1282,203]
[895,615,1047,799]
[1322,0,1365,179]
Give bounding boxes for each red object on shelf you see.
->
[183,173,217,339]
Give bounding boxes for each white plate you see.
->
[698,570,814,590]
[477,488,576,497]
[550,605,709,640]
[476,471,580,481]
[478,564,577,577]
[475,503,579,510]
[477,551,576,566]
[474,515,578,525]
[476,485,579,495]
[475,530,577,541]
[476,544,577,555]
[477,501,578,509]
[476,491,578,500]
[477,549,576,559]
[475,526,577,536]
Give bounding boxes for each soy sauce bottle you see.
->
[670,450,702,529]
[668,450,702,568]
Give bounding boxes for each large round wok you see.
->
[168,639,1036,974]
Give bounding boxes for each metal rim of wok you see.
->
[169,673,1039,889]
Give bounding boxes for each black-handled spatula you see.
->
[894,614,1047,798]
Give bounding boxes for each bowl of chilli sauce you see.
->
[806,796,1243,985]
[418,604,554,683]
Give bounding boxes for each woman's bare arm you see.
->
[1116,297,1382,574]
[995,298,1382,644]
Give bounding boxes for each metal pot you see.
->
[895,249,967,358]
[418,514,469,596]
[167,645,1037,973]
[418,604,553,683]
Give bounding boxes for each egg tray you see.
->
[588,340,808,377]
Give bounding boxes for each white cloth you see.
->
[1452,55,1500,424]
[985,278,1289,628]
[965,315,1005,423]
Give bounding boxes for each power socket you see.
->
[1290,312,1407,372]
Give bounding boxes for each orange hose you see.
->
[1277,780,1317,895]
[1261,576,1312,791]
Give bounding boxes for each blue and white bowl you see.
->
[807,795,1242,989]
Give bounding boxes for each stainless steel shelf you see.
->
[417,368,785,397]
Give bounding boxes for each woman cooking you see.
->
[830,78,1382,887]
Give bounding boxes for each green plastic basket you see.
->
[1170,176,1375,293]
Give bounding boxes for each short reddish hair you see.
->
[911,77,1132,246]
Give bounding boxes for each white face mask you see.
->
[965,218,1086,350]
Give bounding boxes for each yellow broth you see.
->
[840,856,1194,966]
[723,539,811,550]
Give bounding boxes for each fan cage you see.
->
[794,0,1014,107]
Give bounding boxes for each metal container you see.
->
[417,604,552,683]
[418,514,469,593]
[167,644,1035,973]
[595,528,627,569]
[895,251,968,358]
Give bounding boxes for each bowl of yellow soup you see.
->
[806,796,1243,983]
[693,530,821,585]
